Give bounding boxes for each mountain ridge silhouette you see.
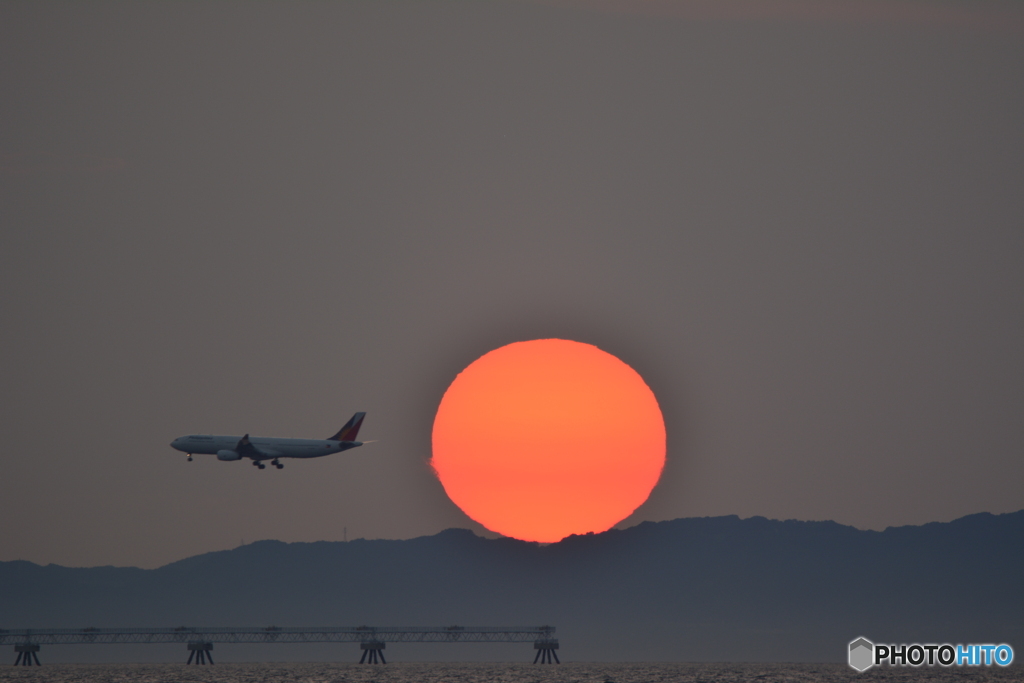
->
[2,511,1021,662]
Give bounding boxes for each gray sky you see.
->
[1,0,1021,569]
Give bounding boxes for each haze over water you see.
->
[1,663,1021,683]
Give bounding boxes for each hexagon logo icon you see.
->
[848,637,874,672]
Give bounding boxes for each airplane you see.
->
[170,412,367,470]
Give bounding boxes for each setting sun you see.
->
[431,339,666,543]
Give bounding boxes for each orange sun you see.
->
[431,338,666,543]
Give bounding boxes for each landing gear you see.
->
[187,454,193,462]
[252,459,281,470]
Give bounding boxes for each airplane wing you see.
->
[235,434,276,459]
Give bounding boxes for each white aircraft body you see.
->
[170,412,366,470]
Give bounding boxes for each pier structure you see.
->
[186,642,213,665]
[13,644,40,666]
[359,640,385,663]
[533,638,560,664]
[1,626,558,665]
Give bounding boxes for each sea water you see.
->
[0,662,1020,683]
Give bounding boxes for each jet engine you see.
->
[217,450,242,461]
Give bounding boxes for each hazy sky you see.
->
[1,0,1021,569]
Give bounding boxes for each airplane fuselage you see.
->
[170,434,362,460]
[170,411,367,468]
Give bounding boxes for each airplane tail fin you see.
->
[329,412,366,442]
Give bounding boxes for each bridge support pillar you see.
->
[533,639,559,664]
[360,640,386,664]
[14,644,41,666]
[186,641,214,664]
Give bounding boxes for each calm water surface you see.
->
[1,663,1021,683]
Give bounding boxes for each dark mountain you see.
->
[2,511,1021,662]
